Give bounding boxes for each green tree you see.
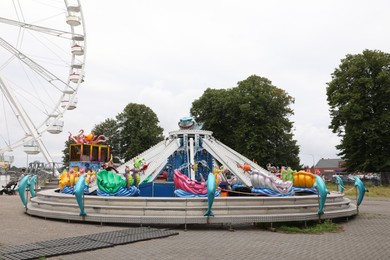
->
[327,49,390,185]
[93,118,120,162]
[116,103,164,161]
[191,75,300,169]
[61,139,71,166]
[190,88,234,146]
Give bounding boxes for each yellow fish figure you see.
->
[293,170,316,188]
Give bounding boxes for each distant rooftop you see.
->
[316,158,345,168]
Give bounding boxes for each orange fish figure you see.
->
[237,163,251,172]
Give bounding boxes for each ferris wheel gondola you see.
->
[0,0,86,166]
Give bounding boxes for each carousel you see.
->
[17,117,364,227]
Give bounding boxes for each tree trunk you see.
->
[380,172,390,186]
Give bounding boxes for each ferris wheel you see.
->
[0,0,86,166]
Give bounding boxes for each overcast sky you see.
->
[2,0,390,168]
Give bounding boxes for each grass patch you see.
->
[326,183,390,198]
[256,220,343,234]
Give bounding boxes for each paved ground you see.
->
[1,195,390,260]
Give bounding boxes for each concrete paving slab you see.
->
[1,195,390,260]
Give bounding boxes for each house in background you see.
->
[315,158,346,180]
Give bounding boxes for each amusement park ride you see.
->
[15,116,367,226]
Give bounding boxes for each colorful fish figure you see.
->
[204,172,216,217]
[28,175,37,198]
[97,170,126,193]
[314,175,329,216]
[17,175,31,207]
[237,163,251,172]
[74,174,88,216]
[353,176,368,206]
[334,175,345,193]
[293,171,316,188]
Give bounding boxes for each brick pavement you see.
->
[1,195,389,260]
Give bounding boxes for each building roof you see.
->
[316,158,344,168]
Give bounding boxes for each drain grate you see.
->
[0,227,178,260]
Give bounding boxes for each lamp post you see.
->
[309,154,315,168]
[303,153,315,171]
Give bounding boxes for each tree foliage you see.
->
[61,139,71,166]
[93,118,120,162]
[115,103,164,161]
[327,49,390,183]
[191,75,300,169]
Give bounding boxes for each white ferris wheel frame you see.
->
[0,0,86,166]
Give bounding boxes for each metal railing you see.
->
[27,161,62,187]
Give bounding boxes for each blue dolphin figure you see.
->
[74,174,88,216]
[28,175,37,198]
[334,175,345,193]
[17,175,31,207]
[353,176,368,206]
[204,172,216,217]
[314,175,329,216]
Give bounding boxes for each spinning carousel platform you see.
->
[25,189,358,226]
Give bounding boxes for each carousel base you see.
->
[26,189,358,226]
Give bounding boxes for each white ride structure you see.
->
[116,128,272,188]
[0,0,86,167]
